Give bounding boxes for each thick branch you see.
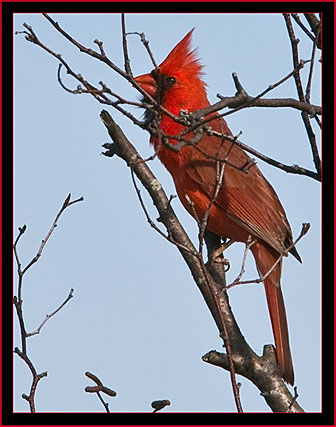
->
[202,347,304,412]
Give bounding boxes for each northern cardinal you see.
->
[135,29,301,385]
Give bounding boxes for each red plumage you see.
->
[136,29,301,385]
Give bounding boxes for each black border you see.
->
[5,1,334,425]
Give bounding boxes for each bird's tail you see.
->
[252,243,294,385]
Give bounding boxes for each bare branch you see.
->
[283,14,321,177]
[13,194,83,412]
[230,236,257,285]
[291,14,318,46]
[42,13,129,80]
[41,13,173,118]
[194,167,245,413]
[121,14,132,76]
[213,61,320,117]
[25,289,74,337]
[85,371,117,412]
[21,194,83,275]
[305,35,318,103]
[183,61,321,128]
[226,223,310,291]
[126,31,159,71]
[202,347,304,412]
[129,168,197,256]
[303,14,321,48]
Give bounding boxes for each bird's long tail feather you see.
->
[264,277,294,385]
[252,243,294,385]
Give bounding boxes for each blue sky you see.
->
[14,13,321,412]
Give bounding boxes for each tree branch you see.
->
[25,289,74,337]
[283,14,321,178]
[13,194,83,412]
[202,347,304,412]
[85,371,117,412]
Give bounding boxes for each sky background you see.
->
[13,13,321,413]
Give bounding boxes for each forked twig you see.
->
[85,371,117,412]
[226,223,310,291]
[13,194,83,412]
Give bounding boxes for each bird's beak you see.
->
[135,73,157,97]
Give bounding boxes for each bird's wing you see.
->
[183,135,297,257]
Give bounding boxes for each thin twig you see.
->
[126,31,159,70]
[93,38,106,56]
[202,130,320,181]
[97,392,110,412]
[25,289,74,337]
[210,239,234,265]
[230,236,257,285]
[305,32,318,104]
[130,168,198,257]
[41,13,178,123]
[198,123,235,254]
[213,59,316,119]
[194,143,244,413]
[121,14,132,76]
[197,253,244,413]
[20,20,149,127]
[21,194,83,275]
[287,386,299,412]
[186,61,320,130]
[42,13,129,80]
[283,14,305,102]
[225,223,310,291]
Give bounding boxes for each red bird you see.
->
[135,29,301,385]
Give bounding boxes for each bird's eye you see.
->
[165,76,176,87]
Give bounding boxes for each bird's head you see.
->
[135,29,209,114]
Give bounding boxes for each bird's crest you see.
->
[158,29,204,80]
